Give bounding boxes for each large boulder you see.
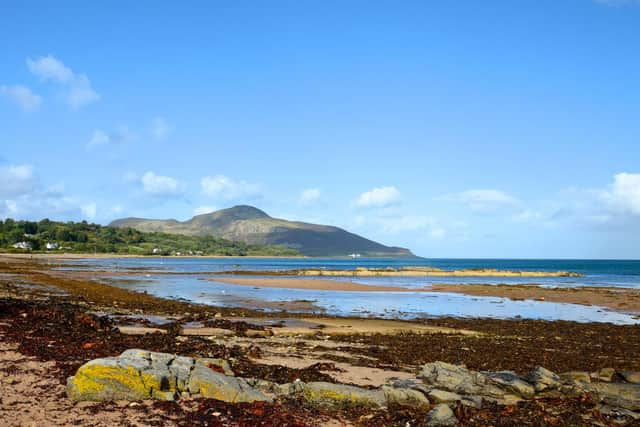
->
[418,362,528,402]
[67,349,270,403]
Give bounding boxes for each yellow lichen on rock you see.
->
[67,363,152,401]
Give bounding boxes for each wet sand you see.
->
[428,283,640,314]
[210,277,421,292]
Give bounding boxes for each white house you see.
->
[12,241,31,250]
[46,242,59,250]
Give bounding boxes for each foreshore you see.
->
[220,266,584,278]
[1,255,640,425]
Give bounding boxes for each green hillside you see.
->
[0,218,300,256]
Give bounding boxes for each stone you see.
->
[67,349,269,404]
[418,362,510,399]
[620,371,640,385]
[381,385,430,408]
[528,366,562,392]
[485,371,535,399]
[426,403,458,426]
[187,365,271,403]
[195,357,234,376]
[296,382,386,409]
[592,382,640,411]
[428,389,463,405]
[591,368,616,382]
[560,371,591,384]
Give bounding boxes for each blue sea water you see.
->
[59,257,640,324]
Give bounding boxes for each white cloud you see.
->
[87,126,136,149]
[355,186,401,208]
[141,171,184,196]
[151,116,174,141]
[201,175,261,200]
[81,203,97,220]
[0,164,37,197]
[603,172,640,216]
[0,84,42,112]
[27,55,74,83]
[299,188,322,206]
[26,55,99,109]
[194,206,217,216]
[67,74,100,109]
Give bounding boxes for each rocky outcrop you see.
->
[67,350,640,424]
[67,349,271,403]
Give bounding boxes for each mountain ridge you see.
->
[110,205,414,257]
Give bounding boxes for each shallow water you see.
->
[61,257,640,324]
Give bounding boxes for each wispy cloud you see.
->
[0,164,38,197]
[0,84,42,112]
[193,205,217,216]
[299,188,322,206]
[441,189,519,213]
[141,171,184,196]
[355,186,401,208]
[201,175,261,200]
[26,55,99,109]
[601,172,640,216]
[87,126,137,149]
[151,116,174,141]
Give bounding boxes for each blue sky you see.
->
[1,0,639,259]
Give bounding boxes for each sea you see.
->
[57,257,640,324]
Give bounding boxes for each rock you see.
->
[188,365,271,403]
[599,404,640,420]
[67,349,269,403]
[296,382,386,409]
[418,362,513,400]
[195,357,234,376]
[560,371,591,384]
[485,371,535,399]
[591,368,616,382]
[528,366,562,392]
[245,329,273,338]
[381,385,430,408]
[426,403,458,426]
[67,357,157,401]
[620,371,640,385]
[592,382,640,411]
[428,389,462,405]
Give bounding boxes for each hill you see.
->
[0,218,299,256]
[110,205,414,257]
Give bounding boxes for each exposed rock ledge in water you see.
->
[68,351,640,422]
[221,266,584,278]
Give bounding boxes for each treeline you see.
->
[0,218,300,256]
